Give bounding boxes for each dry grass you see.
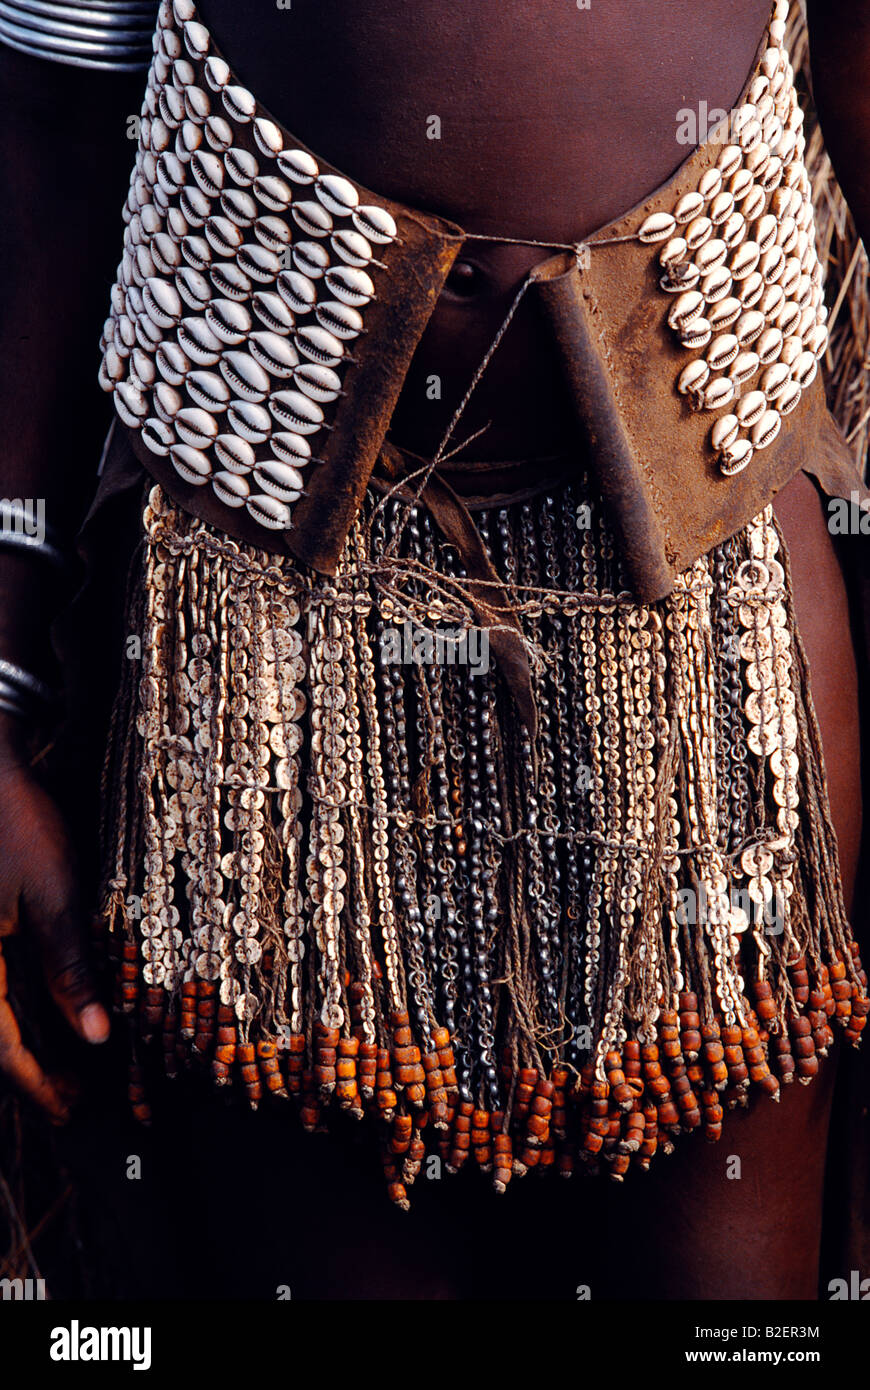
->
[789,6,870,480]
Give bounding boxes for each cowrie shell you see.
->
[759,361,791,400]
[681,317,711,349]
[780,334,803,368]
[175,406,218,448]
[246,493,292,530]
[708,296,742,330]
[184,86,210,123]
[253,118,284,157]
[736,389,767,428]
[706,333,739,372]
[215,434,255,473]
[735,309,766,344]
[205,297,252,345]
[777,379,802,415]
[171,443,212,483]
[212,470,250,507]
[753,213,778,254]
[250,330,298,377]
[711,413,739,450]
[270,432,313,466]
[351,204,397,243]
[155,221,184,265]
[154,343,190,389]
[685,215,713,250]
[205,115,233,152]
[716,145,743,179]
[806,322,828,359]
[325,265,373,306]
[295,325,344,366]
[675,191,705,223]
[293,241,330,278]
[130,347,155,387]
[227,400,272,442]
[677,359,710,395]
[220,350,271,402]
[187,369,230,411]
[278,148,319,184]
[210,261,252,301]
[730,240,760,280]
[176,265,212,310]
[703,376,735,410]
[253,175,293,212]
[225,147,259,187]
[720,438,754,475]
[292,200,333,237]
[178,120,203,158]
[115,380,148,425]
[220,188,258,226]
[178,316,222,364]
[223,85,256,124]
[268,388,324,434]
[721,211,747,248]
[758,282,784,316]
[315,299,363,339]
[278,269,317,314]
[253,458,305,501]
[710,190,735,224]
[180,185,211,227]
[667,289,705,329]
[697,168,722,201]
[737,271,764,307]
[254,216,291,253]
[751,408,782,449]
[237,244,282,283]
[794,350,818,387]
[758,155,783,192]
[740,185,766,220]
[659,237,688,269]
[695,238,727,274]
[252,290,295,334]
[142,416,175,455]
[756,326,783,365]
[331,229,373,267]
[191,149,224,196]
[638,211,676,243]
[699,265,732,304]
[205,214,243,257]
[143,278,182,327]
[315,173,359,217]
[294,362,342,402]
[183,19,210,58]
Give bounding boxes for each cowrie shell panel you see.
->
[101,3,392,534]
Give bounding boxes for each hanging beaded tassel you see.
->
[99,481,868,1200]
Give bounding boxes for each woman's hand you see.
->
[0,720,109,1121]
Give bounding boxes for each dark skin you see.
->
[0,0,865,1297]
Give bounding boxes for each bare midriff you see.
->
[199,0,774,459]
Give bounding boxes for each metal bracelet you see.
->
[0,503,67,570]
[0,0,158,71]
[0,659,55,708]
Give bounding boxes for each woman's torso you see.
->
[197,0,775,460]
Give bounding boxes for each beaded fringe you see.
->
[99,481,868,1202]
